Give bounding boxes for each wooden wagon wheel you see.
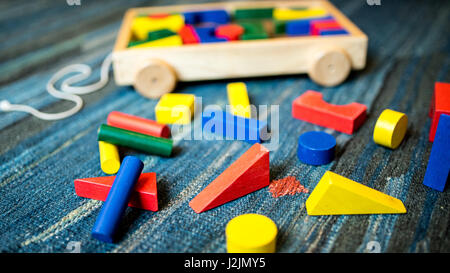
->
[308,47,351,87]
[133,60,177,99]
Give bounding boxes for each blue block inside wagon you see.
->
[286,15,334,36]
[195,26,228,43]
[202,109,268,143]
[320,29,349,35]
[183,9,230,25]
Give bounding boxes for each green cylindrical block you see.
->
[98,124,172,157]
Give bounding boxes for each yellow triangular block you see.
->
[306,171,406,215]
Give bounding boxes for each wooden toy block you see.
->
[91,156,143,242]
[131,14,185,41]
[226,214,277,253]
[292,90,367,134]
[128,28,177,47]
[155,93,195,124]
[234,8,274,19]
[107,111,171,138]
[183,9,230,25]
[373,109,408,149]
[239,21,268,40]
[202,109,267,143]
[148,29,177,41]
[98,141,121,174]
[128,35,183,48]
[227,82,251,118]
[148,13,171,19]
[113,1,368,93]
[215,24,245,41]
[319,29,349,36]
[189,143,270,213]
[98,124,173,156]
[178,25,200,44]
[311,19,340,35]
[429,82,450,142]
[423,114,450,192]
[74,172,158,211]
[297,131,335,165]
[195,25,228,43]
[285,16,334,35]
[273,8,328,21]
[306,171,407,215]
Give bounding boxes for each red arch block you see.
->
[292,90,367,134]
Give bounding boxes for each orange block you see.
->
[189,143,270,213]
[216,24,245,41]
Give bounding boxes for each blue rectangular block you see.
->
[183,11,200,25]
[320,29,349,36]
[91,156,144,243]
[286,16,333,36]
[195,26,227,43]
[183,9,230,25]
[202,109,268,143]
[423,114,450,192]
[201,9,230,24]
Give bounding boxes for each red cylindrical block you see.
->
[107,111,171,138]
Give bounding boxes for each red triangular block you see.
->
[189,143,270,213]
[74,173,158,211]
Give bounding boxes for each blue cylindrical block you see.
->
[91,156,143,243]
[297,131,336,165]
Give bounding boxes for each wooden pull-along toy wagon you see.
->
[112,0,368,99]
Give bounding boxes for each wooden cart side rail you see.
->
[113,9,137,52]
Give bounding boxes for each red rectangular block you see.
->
[215,24,244,41]
[107,111,171,138]
[178,25,200,44]
[292,90,367,134]
[311,20,341,35]
[429,82,450,142]
[74,173,158,211]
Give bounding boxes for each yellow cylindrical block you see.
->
[227,82,251,118]
[98,141,120,174]
[373,109,408,149]
[226,214,277,253]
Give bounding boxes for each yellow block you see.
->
[129,35,183,49]
[226,214,277,253]
[273,8,328,21]
[306,171,406,215]
[227,82,251,118]
[155,94,195,124]
[373,109,408,149]
[131,14,185,41]
[98,141,120,174]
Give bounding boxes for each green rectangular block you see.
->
[148,29,176,41]
[238,21,268,40]
[234,8,274,19]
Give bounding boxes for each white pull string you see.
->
[0,53,113,120]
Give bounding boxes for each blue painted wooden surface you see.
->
[0,0,449,253]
